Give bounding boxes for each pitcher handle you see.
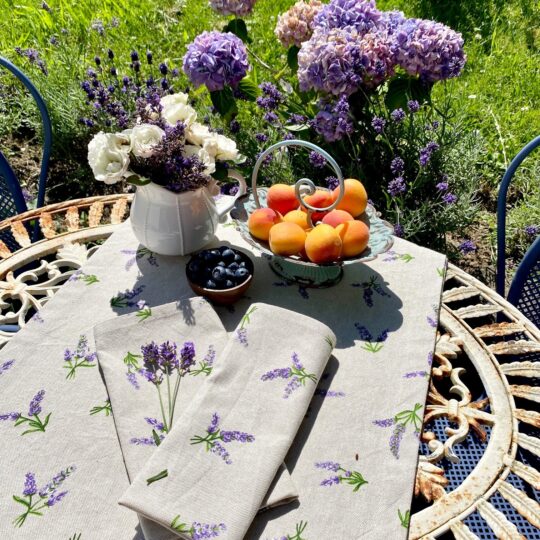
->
[216,169,247,219]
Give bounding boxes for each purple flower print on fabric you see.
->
[273,280,310,300]
[351,275,390,307]
[261,353,318,399]
[110,285,146,309]
[63,335,96,379]
[190,345,216,376]
[190,412,255,464]
[13,466,75,527]
[170,515,227,538]
[120,247,158,270]
[1,390,51,435]
[0,359,15,377]
[130,417,167,446]
[404,351,432,379]
[354,323,390,353]
[315,461,367,492]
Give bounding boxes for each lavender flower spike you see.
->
[315,461,340,471]
[208,412,220,434]
[23,473,37,496]
[28,390,45,416]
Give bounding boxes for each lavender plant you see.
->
[170,515,226,539]
[124,340,197,443]
[260,353,317,399]
[354,323,389,353]
[0,390,51,435]
[190,412,255,464]
[13,466,76,527]
[314,461,368,492]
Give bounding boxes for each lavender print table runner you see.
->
[0,219,445,539]
[94,299,298,540]
[119,304,335,540]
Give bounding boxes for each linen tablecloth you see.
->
[0,218,445,539]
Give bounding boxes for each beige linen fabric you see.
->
[94,299,298,540]
[119,303,336,540]
[0,218,445,539]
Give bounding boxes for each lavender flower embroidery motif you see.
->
[314,461,367,492]
[261,353,318,399]
[190,412,255,465]
[110,285,145,308]
[63,335,96,379]
[351,275,390,307]
[125,341,197,442]
[1,390,51,435]
[355,323,389,353]
[373,403,423,459]
[170,515,226,539]
[120,247,158,270]
[404,351,432,379]
[190,345,216,376]
[274,521,308,540]
[0,359,15,377]
[13,466,76,527]
[427,305,438,328]
[315,388,345,398]
[383,250,414,263]
[398,508,411,529]
[130,417,167,446]
[273,281,310,300]
[68,270,99,285]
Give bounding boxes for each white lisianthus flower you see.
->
[185,122,212,146]
[87,132,131,185]
[125,124,165,158]
[160,92,197,127]
[184,144,216,175]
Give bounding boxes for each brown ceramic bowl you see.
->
[186,247,254,305]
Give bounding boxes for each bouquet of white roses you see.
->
[87,92,243,193]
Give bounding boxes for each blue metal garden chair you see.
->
[0,56,51,221]
[496,135,540,328]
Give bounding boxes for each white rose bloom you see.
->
[212,133,240,161]
[126,124,164,158]
[87,132,130,185]
[160,92,197,127]
[186,122,212,146]
[184,144,216,175]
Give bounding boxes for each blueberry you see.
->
[188,260,201,274]
[234,267,250,281]
[212,266,227,281]
[205,280,217,289]
[202,251,217,264]
[239,261,246,268]
[225,268,236,278]
[217,261,226,267]
[224,280,234,288]
[219,246,229,254]
[228,262,239,272]
[221,249,235,263]
[203,266,212,278]
[234,254,242,262]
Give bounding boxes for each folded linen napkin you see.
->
[94,298,298,539]
[119,303,336,540]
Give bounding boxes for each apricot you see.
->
[336,220,370,258]
[332,178,368,217]
[248,208,282,241]
[303,190,334,222]
[321,209,355,228]
[305,224,342,264]
[283,210,310,230]
[269,222,306,256]
[267,184,298,216]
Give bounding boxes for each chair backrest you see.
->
[496,135,540,297]
[0,57,52,220]
[507,236,540,329]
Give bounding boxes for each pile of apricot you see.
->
[248,179,370,264]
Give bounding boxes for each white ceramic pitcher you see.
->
[130,170,247,256]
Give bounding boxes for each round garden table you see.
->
[0,196,538,539]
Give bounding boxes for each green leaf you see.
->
[110,296,127,308]
[126,174,151,187]
[123,352,141,368]
[223,18,251,43]
[42,413,51,428]
[146,469,168,485]
[287,46,300,72]
[152,429,162,447]
[212,162,229,182]
[210,88,238,122]
[237,77,259,102]
[12,495,30,508]
[284,124,310,132]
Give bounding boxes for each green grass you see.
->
[1,0,539,271]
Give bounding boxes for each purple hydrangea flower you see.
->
[183,31,249,92]
[209,0,257,16]
[392,18,466,81]
[314,0,382,34]
[458,240,476,254]
[28,390,45,416]
[407,99,420,112]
